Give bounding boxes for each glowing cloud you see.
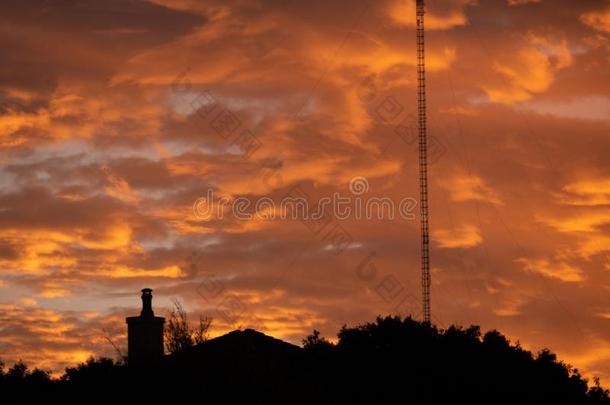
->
[439,174,501,204]
[581,8,610,34]
[388,0,475,30]
[516,258,585,283]
[483,35,572,104]
[432,225,482,248]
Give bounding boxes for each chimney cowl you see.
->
[140,288,154,317]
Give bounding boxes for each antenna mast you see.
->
[416,0,431,323]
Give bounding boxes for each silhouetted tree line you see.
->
[1,316,609,403]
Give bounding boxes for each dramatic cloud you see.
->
[1,0,610,383]
[581,8,610,34]
[433,225,483,248]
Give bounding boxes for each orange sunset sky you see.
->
[1,0,610,381]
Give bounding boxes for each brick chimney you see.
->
[126,288,165,366]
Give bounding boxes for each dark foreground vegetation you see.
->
[2,316,609,403]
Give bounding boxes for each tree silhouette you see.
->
[164,299,211,353]
[302,329,333,351]
[0,360,53,396]
[1,315,609,404]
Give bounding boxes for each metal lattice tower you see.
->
[416,0,431,323]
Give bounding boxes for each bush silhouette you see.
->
[2,315,609,403]
[164,299,211,354]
